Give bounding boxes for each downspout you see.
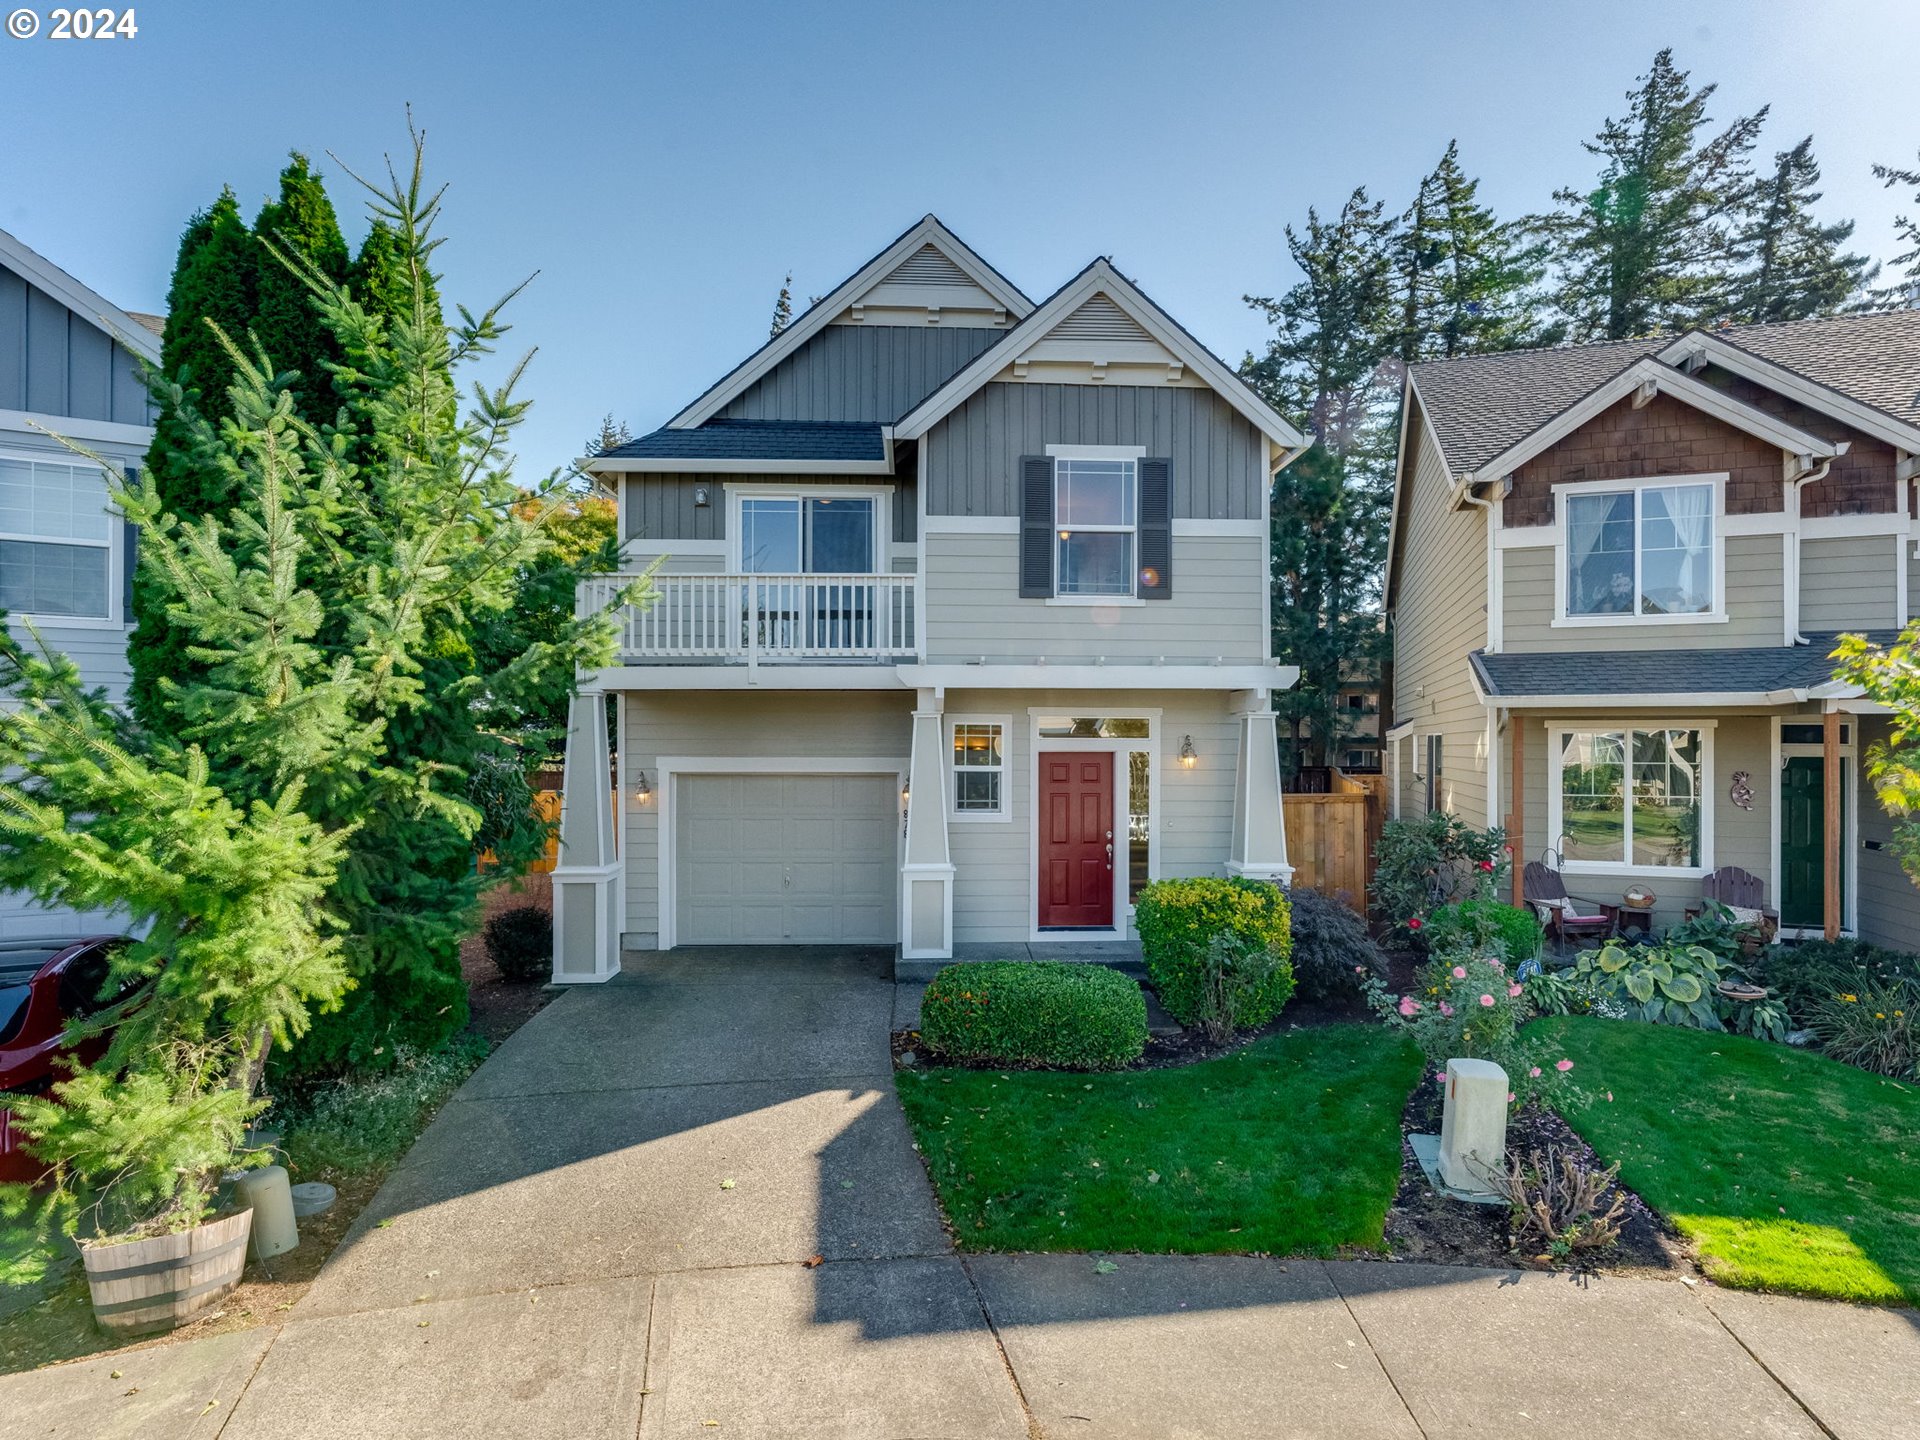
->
[1788,459,1834,646]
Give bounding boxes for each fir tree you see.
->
[584,413,633,457]
[1539,49,1768,338]
[1729,137,1876,322]
[1393,142,1556,361]
[250,152,350,422]
[1872,150,1920,307]
[349,218,444,333]
[770,271,794,337]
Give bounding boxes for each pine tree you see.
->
[127,189,260,730]
[584,414,633,457]
[1243,190,1398,769]
[1729,137,1876,322]
[1872,150,1920,307]
[1393,142,1557,361]
[250,153,350,422]
[1540,49,1768,338]
[769,271,794,337]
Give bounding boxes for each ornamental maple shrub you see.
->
[918,961,1147,1070]
[484,906,553,982]
[1132,877,1294,1030]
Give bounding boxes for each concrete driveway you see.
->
[5,947,1918,1439]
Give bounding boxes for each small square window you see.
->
[951,721,1006,817]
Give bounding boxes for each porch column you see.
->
[900,688,954,961]
[1508,711,1525,907]
[551,689,622,983]
[1824,708,1842,941]
[1226,692,1294,887]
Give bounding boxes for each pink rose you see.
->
[1439,1002,1454,1017]
[1606,1091,1614,1102]
[1398,995,1420,1017]
[1508,983,1523,997]
[1555,1058,1574,1073]
[1355,965,1366,973]
[1528,1066,1542,1078]
[1507,1092,1516,1103]
[1479,994,1495,1008]
[1452,966,1467,979]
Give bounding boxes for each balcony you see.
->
[578,572,919,664]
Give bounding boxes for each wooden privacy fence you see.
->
[1283,769,1381,913]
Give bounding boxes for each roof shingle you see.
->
[1471,634,1896,699]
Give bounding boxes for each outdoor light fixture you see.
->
[634,769,652,804]
[1179,735,1197,768]
[693,483,710,507]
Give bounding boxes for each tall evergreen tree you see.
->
[348,218,444,332]
[769,271,794,337]
[128,189,261,729]
[1729,137,1876,322]
[1872,149,1920,307]
[1393,141,1556,361]
[250,153,350,422]
[1244,190,1398,769]
[583,414,633,457]
[1539,49,1767,338]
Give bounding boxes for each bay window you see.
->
[0,456,113,620]
[1552,725,1710,871]
[1561,477,1718,622]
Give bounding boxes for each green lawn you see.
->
[897,1023,1421,1255]
[1540,1015,1920,1305]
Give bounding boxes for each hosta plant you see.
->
[1573,941,1728,1029]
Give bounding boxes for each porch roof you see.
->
[1470,634,1899,706]
[594,419,889,463]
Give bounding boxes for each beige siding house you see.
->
[1386,311,1920,945]
[552,217,1306,981]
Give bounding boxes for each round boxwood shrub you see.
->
[1132,876,1294,1030]
[1424,899,1542,964]
[484,905,553,982]
[918,960,1147,1070]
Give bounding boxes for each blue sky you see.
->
[3,0,1915,475]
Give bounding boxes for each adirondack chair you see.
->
[1522,862,1617,948]
[1684,867,1778,943]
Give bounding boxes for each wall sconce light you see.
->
[633,769,652,804]
[900,779,911,837]
[1179,735,1197,769]
[693,483,710,508]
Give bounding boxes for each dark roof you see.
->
[1470,634,1897,699]
[1410,309,1920,477]
[597,419,887,463]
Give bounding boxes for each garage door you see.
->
[676,774,898,944]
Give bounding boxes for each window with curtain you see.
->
[1555,727,1704,868]
[1565,481,1714,618]
[0,457,113,619]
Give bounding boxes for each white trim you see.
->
[623,538,729,559]
[724,483,892,574]
[0,227,161,366]
[1552,473,1728,629]
[901,663,1297,692]
[653,754,909,950]
[945,713,1012,823]
[1045,443,1146,460]
[1025,711,1160,942]
[1656,331,1920,457]
[1486,708,1501,831]
[0,409,154,449]
[1719,511,1792,538]
[894,259,1308,454]
[1172,518,1266,537]
[1493,524,1556,550]
[1800,512,1909,540]
[1051,452,1139,600]
[1546,720,1717,878]
[667,216,1032,431]
[587,456,896,476]
[922,514,1018,535]
[1773,717,1859,934]
[1045,596,1147,608]
[0,446,124,627]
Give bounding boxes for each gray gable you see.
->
[0,261,153,427]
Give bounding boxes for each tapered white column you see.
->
[900,689,954,960]
[1226,693,1294,887]
[552,689,622,983]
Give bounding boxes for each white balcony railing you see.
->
[579,572,919,663]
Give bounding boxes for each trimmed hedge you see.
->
[1132,877,1294,1029]
[918,960,1148,1070]
[1424,899,1542,963]
[484,905,553,982]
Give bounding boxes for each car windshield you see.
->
[0,982,32,1047]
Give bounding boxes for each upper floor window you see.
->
[0,456,113,620]
[736,492,877,574]
[1055,457,1136,597]
[1560,477,1719,623]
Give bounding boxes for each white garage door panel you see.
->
[676,774,898,944]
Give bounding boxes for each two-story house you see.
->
[0,226,158,937]
[1387,309,1920,944]
[551,216,1304,981]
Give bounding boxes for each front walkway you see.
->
[4,948,1916,1438]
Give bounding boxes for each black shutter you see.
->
[1018,454,1054,598]
[1138,456,1172,599]
[121,464,138,624]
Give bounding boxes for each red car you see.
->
[0,935,139,1185]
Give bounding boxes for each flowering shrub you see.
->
[1371,811,1508,946]
[1761,938,1920,1024]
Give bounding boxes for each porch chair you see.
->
[1683,866,1779,942]
[1522,862,1617,949]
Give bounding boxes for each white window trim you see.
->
[0,448,122,629]
[946,713,1012,823]
[1769,717,1859,938]
[1025,708,1161,942]
[1050,449,1139,601]
[1547,719,1717,878]
[1552,473,1728,629]
[722,483,892,574]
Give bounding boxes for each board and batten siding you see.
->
[0,264,151,427]
[1390,406,1489,825]
[621,473,917,547]
[1801,535,1899,633]
[719,324,1004,424]
[924,383,1267,520]
[619,691,913,947]
[921,533,1265,664]
[1499,533,1785,652]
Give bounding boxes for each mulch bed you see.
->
[461,871,559,1048]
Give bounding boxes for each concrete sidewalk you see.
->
[4,950,1916,1438]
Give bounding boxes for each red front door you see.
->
[1039,752,1114,928]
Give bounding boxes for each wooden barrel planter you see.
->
[80,1208,253,1337]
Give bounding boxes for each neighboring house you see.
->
[0,227,158,938]
[552,216,1305,980]
[1386,310,1920,943]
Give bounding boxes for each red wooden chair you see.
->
[1522,862,1617,948]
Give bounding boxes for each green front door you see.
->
[1780,756,1844,928]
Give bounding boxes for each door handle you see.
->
[1105,842,1113,870]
